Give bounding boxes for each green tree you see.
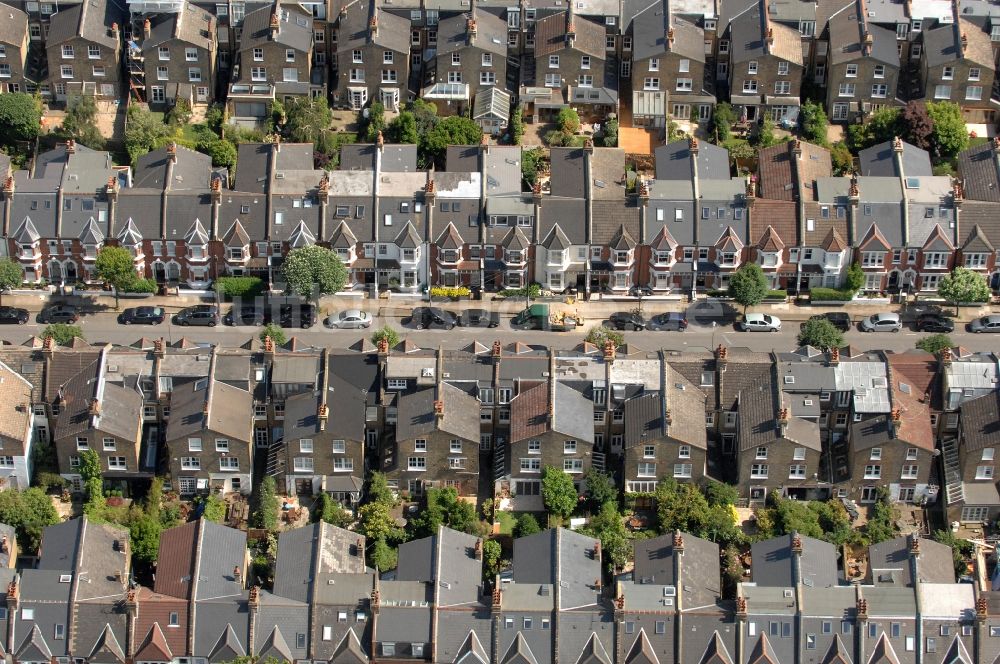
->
[722,544,743,597]
[409,99,440,138]
[0,94,41,145]
[938,267,991,315]
[259,322,287,346]
[541,466,578,522]
[514,513,541,537]
[198,138,237,169]
[926,101,969,162]
[916,333,953,354]
[421,116,484,169]
[830,142,854,176]
[359,101,386,143]
[521,147,544,189]
[655,479,712,535]
[797,318,844,351]
[79,449,102,484]
[200,494,227,523]
[601,117,619,147]
[584,326,625,349]
[408,487,477,537]
[124,105,171,165]
[94,245,139,309]
[371,325,400,350]
[557,107,581,135]
[369,537,398,572]
[41,324,83,346]
[284,97,333,143]
[705,481,739,507]
[129,513,162,565]
[583,468,618,511]
[367,472,396,505]
[166,98,193,126]
[933,529,974,579]
[62,96,104,150]
[388,111,419,144]
[252,476,279,531]
[863,487,897,544]
[482,538,502,581]
[728,263,769,315]
[312,493,353,528]
[755,117,778,148]
[357,500,404,542]
[845,262,864,293]
[711,102,736,142]
[799,100,829,146]
[510,107,525,145]
[582,501,630,570]
[281,245,348,302]
[0,487,59,553]
[0,258,23,304]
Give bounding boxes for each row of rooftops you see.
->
[5,135,998,259]
[8,512,999,664]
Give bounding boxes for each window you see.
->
[943,66,954,80]
[846,64,858,77]
[644,77,659,90]
[549,55,559,68]
[789,465,806,479]
[180,457,200,470]
[672,464,691,478]
[774,81,790,94]
[864,465,881,479]
[967,86,983,100]
[838,83,856,97]
[777,61,789,75]
[76,437,89,450]
[743,79,758,93]
[756,446,768,460]
[521,458,541,472]
[977,466,995,480]
[61,65,74,79]
[872,84,887,97]
[251,67,266,81]
[414,439,427,452]
[984,448,995,461]
[220,457,239,471]
[189,68,202,82]
[407,456,426,471]
[874,64,885,78]
[676,78,692,91]
[62,45,74,58]
[934,84,951,99]
[870,448,882,460]
[748,60,758,74]
[564,440,577,454]
[215,439,229,452]
[751,464,768,478]
[563,459,583,473]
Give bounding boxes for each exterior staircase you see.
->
[265,438,285,478]
[492,438,506,481]
[941,437,964,505]
[592,452,606,473]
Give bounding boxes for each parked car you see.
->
[860,312,902,333]
[649,312,689,331]
[279,303,317,329]
[802,312,851,332]
[411,307,457,330]
[0,306,29,325]
[37,304,80,324]
[174,305,219,326]
[968,315,1000,333]
[119,306,165,325]
[740,313,781,332]
[609,312,647,331]
[915,314,954,333]
[457,308,499,328]
[325,309,373,329]
[224,305,268,326]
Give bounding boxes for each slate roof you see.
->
[436,9,508,56]
[0,3,26,47]
[738,379,821,452]
[512,529,601,611]
[395,383,481,441]
[957,140,1000,202]
[141,2,215,50]
[751,533,839,588]
[729,2,803,64]
[46,0,121,48]
[534,10,606,58]
[328,352,379,440]
[274,523,366,603]
[868,535,955,586]
[340,143,418,172]
[959,391,1000,451]
[241,4,313,52]
[165,374,252,443]
[397,526,482,607]
[655,140,730,181]
[337,2,411,53]
[828,8,899,66]
[631,532,720,607]
[957,200,1000,249]
[633,8,705,62]
[0,361,33,449]
[590,148,627,200]
[552,380,595,443]
[859,139,932,177]
[540,198,586,244]
[549,148,586,198]
[193,521,248,601]
[53,361,142,443]
[924,18,994,68]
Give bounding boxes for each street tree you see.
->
[371,325,401,350]
[0,258,23,304]
[0,94,41,145]
[281,245,348,302]
[797,319,844,351]
[259,323,286,346]
[41,324,83,346]
[938,267,991,315]
[728,263,769,315]
[541,465,578,523]
[916,333,953,354]
[94,245,138,309]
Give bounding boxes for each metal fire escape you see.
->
[126,19,146,102]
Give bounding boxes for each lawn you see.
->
[496,510,516,535]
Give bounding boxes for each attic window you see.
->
[784,376,795,384]
[905,178,919,189]
[701,372,714,386]
[59,574,72,583]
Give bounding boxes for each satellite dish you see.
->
[363,108,370,119]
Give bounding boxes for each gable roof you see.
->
[624,629,659,664]
[700,632,735,664]
[208,624,245,661]
[241,4,313,52]
[134,624,173,662]
[867,632,901,664]
[500,633,540,664]
[575,633,612,664]
[87,624,126,664]
[859,139,932,177]
[46,0,120,48]
[746,634,779,664]
[454,630,489,664]
[534,10,606,59]
[331,628,367,664]
[257,626,293,662]
[396,383,481,441]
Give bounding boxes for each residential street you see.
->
[1,292,996,354]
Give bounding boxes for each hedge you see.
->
[216,276,265,299]
[122,277,158,294]
[809,287,855,302]
[430,286,470,299]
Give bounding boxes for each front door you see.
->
[294,478,313,495]
[860,486,879,503]
[154,263,166,283]
[887,270,900,291]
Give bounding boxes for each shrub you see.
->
[430,286,471,298]
[259,322,286,346]
[371,325,401,349]
[557,107,581,135]
[216,276,265,299]
[809,288,855,302]
[500,283,542,299]
[122,277,157,294]
[765,289,787,299]
[35,472,67,492]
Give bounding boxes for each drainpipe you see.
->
[584,140,594,298]
[373,132,383,295]
[673,532,685,664]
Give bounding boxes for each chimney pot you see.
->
[89,399,101,417]
[434,400,444,417]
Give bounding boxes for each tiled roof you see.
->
[957,140,1000,202]
[534,10,606,59]
[510,381,548,443]
[750,199,797,247]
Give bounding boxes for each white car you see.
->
[324,309,373,329]
[740,313,782,332]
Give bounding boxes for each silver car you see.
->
[860,312,902,333]
[968,315,1000,333]
[325,309,373,329]
[740,313,782,332]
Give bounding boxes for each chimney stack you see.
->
[672,531,684,551]
[167,142,177,164]
[603,340,616,361]
[155,337,166,358]
[667,27,675,49]
[961,32,968,53]
[376,130,385,151]
[434,400,444,418]
[318,403,329,430]
[862,31,873,56]
[689,137,699,154]
[264,335,275,356]
[778,407,790,437]
[716,344,728,367]
[893,136,903,153]
[270,12,280,39]
[909,533,921,557]
[942,346,953,365]
[211,176,222,203]
[791,533,803,554]
[111,22,119,39]
[475,539,483,561]
[492,340,502,358]
[369,8,378,38]
[89,399,101,417]
[830,346,840,365]
[234,566,242,583]
[377,337,390,356]
[143,17,151,40]
[66,139,76,154]
[791,138,802,159]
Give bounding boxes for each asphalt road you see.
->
[1,309,994,355]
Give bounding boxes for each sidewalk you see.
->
[7,289,995,324]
